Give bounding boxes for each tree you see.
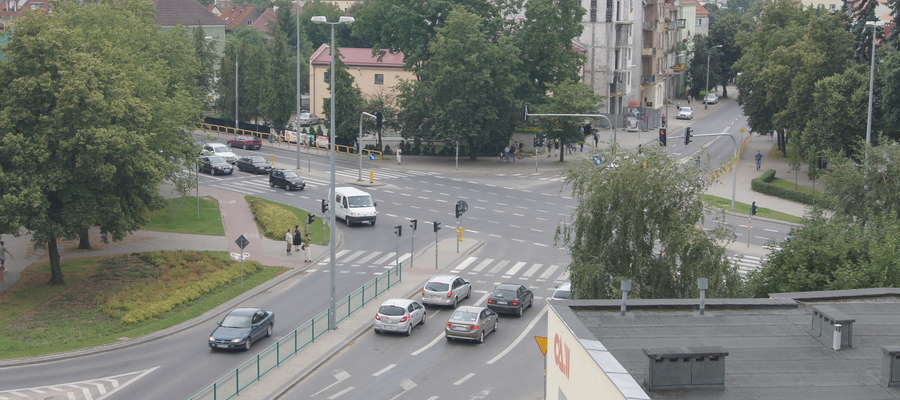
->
[395,7,521,159]
[0,0,201,284]
[322,46,364,143]
[297,0,342,51]
[879,46,900,140]
[799,63,868,160]
[559,148,741,299]
[686,35,719,99]
[707,13,750,98]
[265,28,296,137]
[192,24,217,108]
[217,28,271,125]
[535,80,602,162]
[513,0,584,101]
[360,91,401,150]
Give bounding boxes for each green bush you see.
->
[751,169,819,205]
[245,196,329,245]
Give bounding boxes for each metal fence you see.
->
[187,263,403,400]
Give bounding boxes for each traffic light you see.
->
[307,214,315,225]
[409,219,417,231]
[751,201,758,216]
[433,221,441,233]
[375,111,383,130]
[321,199,328,213]
[394,225,402,237]
[455,203,463,219]
[659,128,667,146]
[684,127,693,146]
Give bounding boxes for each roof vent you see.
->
[643,347,729,391]
[809,305,854,351]
[883,346,900,387]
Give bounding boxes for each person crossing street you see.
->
[284,229,293,254]
[292,225,302,253]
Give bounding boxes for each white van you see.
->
[201,142,238,164]
[334,187,377,226]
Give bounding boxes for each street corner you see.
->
[0,367,158,400]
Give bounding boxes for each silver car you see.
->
[444,306,498,343]
[551,281,572,300]
[374,299,426,336]
[703,93,719,104]
[422,275,472,308]
[298,111,320,127]
[676,106,693,120]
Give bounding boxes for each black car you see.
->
[269,169,306,191]
[199,156,233,175]
[236,156,272,174]
[486,283,534,317]
[209,308,275,351]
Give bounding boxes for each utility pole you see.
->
[409,219,417,269]
[433,221,441,270]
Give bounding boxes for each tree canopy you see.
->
[534,80,603,162]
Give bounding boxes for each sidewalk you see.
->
[229,237,484,400]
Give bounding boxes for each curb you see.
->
[0,226,346,368]
[269,240,486,400]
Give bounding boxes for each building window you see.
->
[696,18,702,26]
[829,4,836,10]
[374,74,384,85]
[605,0,613,22]
[590,0,597,22]
[324,71,330,83]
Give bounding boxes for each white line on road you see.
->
[426,397,439,400]
[427,310,442,320]
[488,233,501,238]
[513,213,525,217]
[503,261,527,277]
[466,229,480,234]
[755,236,770,240]
[763,228,779,233]
[327,386,355,400]
[533,242,549,247]
[487,305,549,365]
[386,379,418,400]
[452,256,479,272]
[385,213,398,218]
[312,370,351,397]
[530,228,544,232]
[510,224,521,228]
[473,291,492,306]
[511,238,525,243]
[411,332,445,356]
[453,373,476,386]
[372,364,396,377]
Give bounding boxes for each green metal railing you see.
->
[187,264,403,400]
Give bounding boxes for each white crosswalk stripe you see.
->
[471,258,494,272]
[538,264,561,280]
[521,263,543,278]
[339,250,368,264]
[354,251,383,265]
[452,257,479,272]
[373,252,396,265]
[556,269,570,282]
[488,259,510,274]
[320,249,351,264]
[729,253,766,277]
[503,261,527,277]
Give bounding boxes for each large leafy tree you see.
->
[686,34,720,99]
[322,47,364,143]
[879,46,900,140]
[535,80,603,162]
[396,7,521,159]
[513,0,584,101]
[265,27,296,137]
[0,0,201,284]
[217,28,271,125]
[297,0,343,51]
[192,24,218,108]
[799,64,868,160]
[706,13,750,98]
[559,148,741,299]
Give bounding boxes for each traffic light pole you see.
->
[668,131,741,210]
[525,109,616,150]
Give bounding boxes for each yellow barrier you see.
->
[197,122,383,160]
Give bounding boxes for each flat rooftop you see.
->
[561,289,900,399]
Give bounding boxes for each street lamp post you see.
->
[865,21,885,161]
[311,15,355,331]
[705,45,722,110]
[359,112,376,180]
[296,5,302,168]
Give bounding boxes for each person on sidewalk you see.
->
[593,133,598,147]
[0,240,11,285]
[303,231,312,262]
[292,225,302,253]
[754,151,763,171]
[284,229,292,254]
[579,141,584,152]
[396,147,402,164]
[510,145,517,162]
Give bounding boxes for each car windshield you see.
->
[209,156,226,163]
[348,195,372,208]
[212,145,228,153]
[240,136,254,141]
[378,305,406,316]
[300,113,310,118]
[284,171,299,178]
[425,282,449,292]
[450,311,478,322]
[493,289,517,298]
[553,290,571,299]
[680,107,692,112]
[249,157,265,163]
[221,315,251,328]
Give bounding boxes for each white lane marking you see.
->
[488,260,510,274]
[386,379,418,400]
[474,206,486,210]
[737,224,749,228]
[439,193,450,196]
[373,252,396,265]
[533,242,549,247]
[493,209,505,214]
[372,364,396,377]
[312,370,351,397]
[411,332,445,356]
[557,269,570,282]
[435,199,448,203]
[327,386,355,400]
[503,262,527,277]
[763,228,779,233]
[521,263,543,278]
[488,234,501,238]
[511,238,525,243]
[536,209,548,213]
[486,305,550,365]
[530,228,544,233]
[320,249,351,264]
[92,383,107,395]
[539,264,561,280]
[68,392,77,400]
[396,253,412,264]
[513,213,525,217]
[466,229,480,234]
[755,236,770,240]
[473,291,492,306]
[355,251,383,265]
[426,397,439,400]
[417,196,429,200]
[477,199,488,203]
[496,202,509,206]
[453,373,476,386]
[510,224,521,228]
[81,387,93,400]
[427,310,443,320]
[385,213,398,218]
[452,257,479,272]
[471,258,494,272]
[339,250,367,264]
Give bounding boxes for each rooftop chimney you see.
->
[620,279,632,316]
[809,305,854,351]
[697,277,708,315]
[883,346,900,387]
[644,347,729,391]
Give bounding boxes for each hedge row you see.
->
[751,169,819,205]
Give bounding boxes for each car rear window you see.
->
[450,311,477,322]
[249,156,265,162]
[209,156,225,163]
[493,289,517,298]
[284,171,299,178]
[212,145,228,152]
[425,282,449,292]
[378,305,406,316]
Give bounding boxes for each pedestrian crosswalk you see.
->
[203,167,441,195]
[494,172,565,182]
[206,176,332,195]
[334,167,439,181]
[315,249,412,270]
[729,253,766,277]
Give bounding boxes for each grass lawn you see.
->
[144,196,225,236]
[245,196,329,245]
[768,176,822,196]
[0,251,283,360]
[700,194,805,225]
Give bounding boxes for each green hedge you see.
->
[751,169,819,205]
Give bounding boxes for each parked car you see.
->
[422,275,471,308]
[298,111,320,127]
[551,281,572,300]
[199,156,233,175]
[444,306,498,343]
[208,308,274,351]
[236,156,272,174]
[201,142,238,164]
[269,169,306,191]
[703,93,719,104]
[227,135,262,150]
[676,106,694,120]
[487,283,534,317]
[373,299,426,336]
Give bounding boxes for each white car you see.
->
[676,106,694,120]
[334,187,377,226]
[551,281,572,300]
[201,142,238,164]
[422,275,472,308]
[703,93,719,104]
[374,299,426,336]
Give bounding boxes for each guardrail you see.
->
[198,122,383,160]
[187,263,403,400]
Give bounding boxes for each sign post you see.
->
[234,234,250,285]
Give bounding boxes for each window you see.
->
[829,4,836,10]
[324,71,330,83]
[374,74,384,85]
[696,18,702,26]
[590,0,597,22]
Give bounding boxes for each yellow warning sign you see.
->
[535,336,548,356]
[738,128,747,133]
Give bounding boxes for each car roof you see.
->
[556,281,571,291]
[427,275,459,284]
[495,283,522,290]
[453,306,485,313]
[230,307,260,316]
[380,298,416,308]
[335,186,370,197]
[206,142,227,147]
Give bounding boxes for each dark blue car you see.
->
[208,308,275,351]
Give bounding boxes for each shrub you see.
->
[246,196,303,240]
[751,169,819,205]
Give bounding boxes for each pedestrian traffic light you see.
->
[321,199,328,213]
[455,203,463,219]
[433,221,441,233]
[684,127,693,146]
[409,219,417,231]
[751,201,758,216]
[375,111,383,130]
[394,225,402,237]
[307,214,315,225]
[659,128,667,146]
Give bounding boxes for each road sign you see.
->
[369,153,376,160]
[230,251,250,261]
[235,234,250,250]
[592,155,604,166]
[456,200,468,213]
[534,336,548,356]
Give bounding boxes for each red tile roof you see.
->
[310,44,406,68]
[212,4,259,30]
[250,7,276,34]
[695,0,710,16]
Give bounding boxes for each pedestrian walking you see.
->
[510,145,517,162]
[0,240,11,285]
[593,133,598,147]
[303,231,312,262]
[284,229,293,254]
[754,151,763,171]
[293,225,302,253]
[396,147,402,164]
[518,142,523,154]
[579,141,584,152]
[503,146,510,162]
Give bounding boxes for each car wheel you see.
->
[405,324,412,337]
[374,328,381,335]
[445,335,452,342]
[345,218,351,227]
[517,306,523,318]
[269,181,275,188]
[493,319,499,334]
[478,331,485,344]
[266,324,273,337]
[466,288,471,300]
[370,219,376,226]
[244,339,251,351]
[453,296,459,309]
[420,312,426,326]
